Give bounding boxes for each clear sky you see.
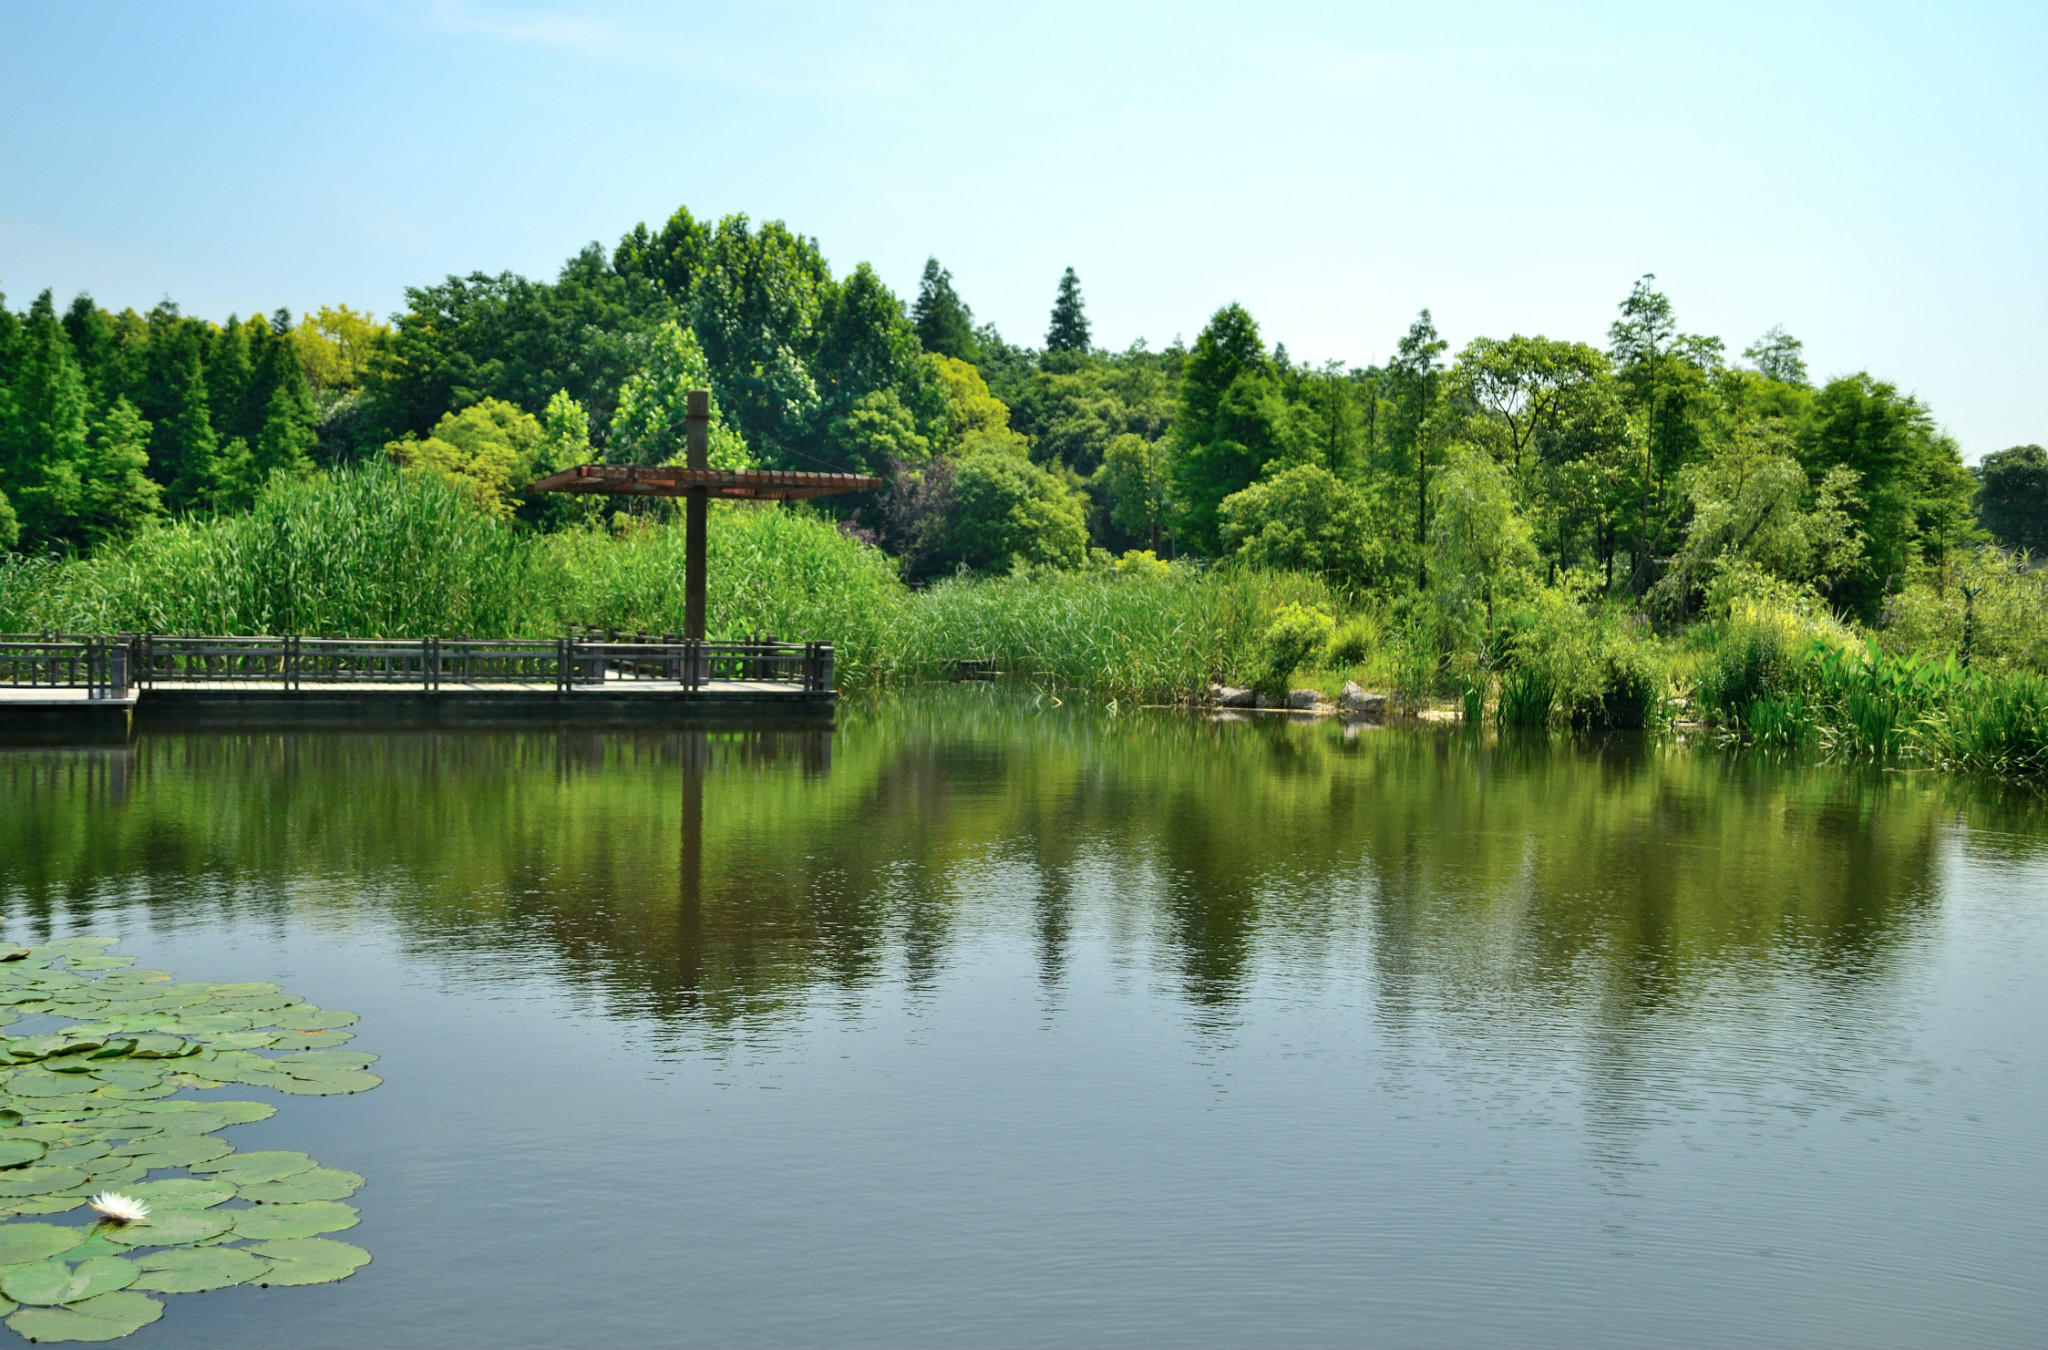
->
[2,1,2041,457]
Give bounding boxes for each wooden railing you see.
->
[0,636,833,695]
[0,637,129,699]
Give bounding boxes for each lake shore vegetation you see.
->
[2,205,2044,778]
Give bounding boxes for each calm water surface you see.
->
[3,688,2047,1348]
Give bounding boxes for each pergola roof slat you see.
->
[527,464,882,501]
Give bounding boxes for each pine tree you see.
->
[252,323,318,481]
[5,294,93,548]
[76,397,164,544]
[159,340,224,512]
[913,258,979,363]
[1045,267,1090,355]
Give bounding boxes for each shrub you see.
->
[1252,602,1335,695]
[938,452,1089,573]
[1217,465,1383,589]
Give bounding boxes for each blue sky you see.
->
[2,1,2041,457]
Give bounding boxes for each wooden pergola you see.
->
[525,391,880,640]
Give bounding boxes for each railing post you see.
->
[285,634,299,692]
[556,637,570,693]
[425,636,439,693]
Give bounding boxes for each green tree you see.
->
[384,398,548,518]
[1168,304,1283,554]
[1387,310,1448,588]
[74,397,166,545]
[1217,464,1381,587]
[608,320,751,470]
[1799,373,1948,616]
[940,449,1089,572]
[1744,325,1809,386]
[1093,432,1170,551]
[1429,446,1539,637]
[1045,267,1090,356]
[1976,444,2048,556]
[912,258,980,363]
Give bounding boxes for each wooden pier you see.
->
[0,634,836,742]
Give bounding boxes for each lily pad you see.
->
[110,1136,233,1170]
[37,1141,108,1168]
[0,1224,88,1266]
[64,958,135,973]
[230,1202,357,1241]
[269,1070,382,1095]
[0,1196,88,1216]
[0,1167,89,1198]
[245,1237,369,1286]
[121,1035,198,1060]
[268,1007,358,1032]
[99,1208,234,1248]
[236,1169,363,1204]
[2,1255,138,1305]
[7,1072,93,1098]
[192,1152,315,1185]
[0,1140,48,1169]
[116,1181,234,1211]
[128,1246,269,1294]
[266,1031,356,1051]
[6,1289,162,1341]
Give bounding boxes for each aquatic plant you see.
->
[0,935,377,1342]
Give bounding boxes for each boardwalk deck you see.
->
[0,636,837,741]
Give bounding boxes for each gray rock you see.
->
[1287,688,1324,710]
[1339,681,1388,716]
[1210,684,1256,708]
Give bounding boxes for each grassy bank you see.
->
[2,467,2043,781]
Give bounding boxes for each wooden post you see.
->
[685,389,710,641]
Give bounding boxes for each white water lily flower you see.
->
[87,1192,149,1224]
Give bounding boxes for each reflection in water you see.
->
[4,697,2038,1043]
[2,690,2047,1348]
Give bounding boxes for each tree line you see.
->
[2,202,2043,627]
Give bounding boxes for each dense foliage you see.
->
[2,202,2044,774]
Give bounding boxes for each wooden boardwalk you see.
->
[0,636,837,741]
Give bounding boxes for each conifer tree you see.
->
[1045,267,1090,354]
[913,258,979,363]
[158,340,224,512]
[76,397,164,544]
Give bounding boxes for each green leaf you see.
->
[0,1140,49,1169]
[99,1208,233,1248]
[192,1151,315,1185]
[231,1202,357,1241]
[246,1237,369,1286]
[269,1069,382,1095]
[128,1246,269,1294]
[265,1031,356,1052]
[63,958,135,973]
[235,1169,363,1204]
[117,1181,234,1211]
[273,1050,377,1069]
[0,1225,88,1266]
[36,1141,108,1168]
[121,1035,198,1060]
[6,1289,163,1341]
[268,1007,358,1032]
[1,1255,137,1305]
[0,1168,89,1198]
[108,1136,232,1170]
[6,1072,93,1097]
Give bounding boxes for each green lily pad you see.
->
[116,1181,235,1211]
[6,1289,162,1341]
[0,1168,89,1198]
[36,1141,107,1168]
[0,1224,88,1266]
[99,1208,233,1248]
[0,1140,48,1169]
[192,1151,315,1185]
[76,1162,146,1189]
[83,1068,163,1093]
[95,1082,177,1101]
[114,1138,234,1171]
[268,1007,358,1032]
[236,1169,363,1204]
[1,1255,138,1305]
[246,1237,368,1286]
[273,1050,377,1069]
[265,1031,356,1051]
[7,1072,92,1098]
[270,1070,382,1095]
[121,1035,198,1060]
[63,958,135,973]
[164,1099,273,1128]
[0,1196,87,1216]
[202,1031,279,1050]
[231,1202,357,1240]
[0,1112,20,1129]
[128,1246,269,1294]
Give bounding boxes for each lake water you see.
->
[3,687,2046,1348]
